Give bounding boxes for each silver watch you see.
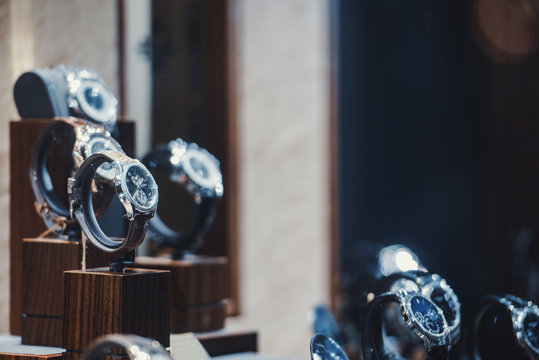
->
[58,65,118,130]
[389,273,462,343]
[472,295,539,359]
[82,334,170,360]
[142,138,223,252]
[30,117,124,235]
[69,150,158,253]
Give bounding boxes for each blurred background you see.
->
[0,0,538,358]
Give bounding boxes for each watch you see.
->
[69,150,158,254]
[142,138,223,253]
[82,334,170,360]
[57,65,118,131]
[381,271,462,344]
[469,295,539,360]
[310,334,349,360]
[361,290,451,360]
[30,117,124,236]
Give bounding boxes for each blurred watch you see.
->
[58,65,118,131]
[142,138,223,253]
[469,295,539,360]
[82,334,170,360]
[30,117,124,236]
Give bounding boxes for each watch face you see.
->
[524,311,539,353]
[124,164,158,210]
[76,79,117,124]
[409,295,446,336]
[183,148,222,190]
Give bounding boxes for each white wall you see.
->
[226,1,331,358]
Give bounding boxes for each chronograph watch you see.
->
[382,271,462,344]
[142,138,223,253]
[361,290,450,360]
[68,150,158,253]
[469,295,539,360]
[56,65,118,132]
[30,117,124,236]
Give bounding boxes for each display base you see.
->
[21,238,117,347]
[63,267,170,354]
[135,255,229,332]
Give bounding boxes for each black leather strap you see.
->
[71,152,147,253]
[143,145,220,253]
[31,121,75,218]
[361,292,449,360]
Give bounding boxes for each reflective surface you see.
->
[310,334,349,360]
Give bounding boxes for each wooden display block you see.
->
[135,255,229,332]
[9,119,135,335]
[21,238,118,347]
[171,301,227,334]
[63,267,170,358]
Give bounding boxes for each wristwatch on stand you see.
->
[142,138,223,254]
[82,334,170,360]
[361,290,451,360]
[380,271,462,344]
[69,150,158,264]
[469,294,539,360]
[30,117,124,237]
[56,65,118,132]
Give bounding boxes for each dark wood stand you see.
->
[135,255,229,333]
[62,268,170,360]
[9,119,135,335]
[21,238,118,347]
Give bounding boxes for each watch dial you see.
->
[77,79,117,124]
[84,87,104,111]
[524,311,539,353]
[409,295,446,336]
[125,164,158,210]
[430,287,458,324]
[183,149,221,189]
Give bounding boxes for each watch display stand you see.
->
[9,119,135,335]
[62,267,170,360]
[21,237,118,347]
[135,255,229,333]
